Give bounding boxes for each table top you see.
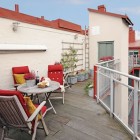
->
[17,80,60,95]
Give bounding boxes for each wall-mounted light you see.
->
[12,22,20,32]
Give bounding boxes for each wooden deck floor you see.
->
[5,80,132,140]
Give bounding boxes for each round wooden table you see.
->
[17,80,60,96]
[17,80,60,114]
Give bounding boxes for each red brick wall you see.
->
[129,27,135,43]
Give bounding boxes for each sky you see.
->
[0,0,140,38]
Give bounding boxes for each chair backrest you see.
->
[48,64,63,85]
[12,66,30,84]
[0,90,29,117]
[0,95,31,129]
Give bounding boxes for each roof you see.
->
[51,19,82,32]
[129,40,140,49]
[0,6,84,34]
[88,7,133,26]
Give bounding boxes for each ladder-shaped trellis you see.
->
[61,28,89,72]
[62,41,83,72]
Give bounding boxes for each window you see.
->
[98,41,114,61]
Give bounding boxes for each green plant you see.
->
[61,46,78,74]
[84,81,93,94]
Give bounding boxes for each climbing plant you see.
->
[61,46,78,74]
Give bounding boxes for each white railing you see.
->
[95,59,140,140]
[129,55,140,72]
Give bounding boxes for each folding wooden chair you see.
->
[12,66,30,90]
[0,90,49,140]
[48,64,65,104]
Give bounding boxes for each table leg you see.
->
[45,93,56,114]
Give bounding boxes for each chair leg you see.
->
[45,93,56,114]
[62,92,64,104]
[32,117,38,140]
[40,118,49,136]
[48,99,56,114]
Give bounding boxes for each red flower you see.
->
[24,72,35,80]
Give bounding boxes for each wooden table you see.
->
[17,80,60,114]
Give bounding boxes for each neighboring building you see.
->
[88,5,133,72]
[88,5,133,124]
[129,27,140,57]
[0,4,86,89]
[129,27,140,77]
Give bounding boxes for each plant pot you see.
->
[77,74,85,82]
[26,79,35,87]
[84,73,89,80]
[88,88,93,97]
[67,76,77,84]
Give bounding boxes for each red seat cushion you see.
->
[48,64,63,85]
[12,66,29,74]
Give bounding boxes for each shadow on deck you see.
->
[3,79,132,140]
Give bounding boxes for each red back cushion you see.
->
[0,90,29,116]
[12,66,30,84]
[48,64,63,85]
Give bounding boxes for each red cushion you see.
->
[12,66,29,74]
[0,90,30,116]
[48,65,63,85]
[34,104,47,115]
[48,64,63,72]
[12,66,30,84]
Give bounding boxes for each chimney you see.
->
[15,4,19,12]
[129,27,135,43]
[41,16,44,20]
[98,5,106,12]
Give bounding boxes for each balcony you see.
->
[1,79,132,140]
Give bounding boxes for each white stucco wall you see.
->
[0,18,85,89]
[89,11,129,124]
[89,12,129,73]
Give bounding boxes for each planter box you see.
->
[26,79,35,87]
[67,76,78,84]
[89,69,93,77]
[85,73,89,80]
[77,74,85,82]
[88,88,93,97]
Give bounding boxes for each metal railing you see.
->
[129,55,140,72]
[94,59,140,140]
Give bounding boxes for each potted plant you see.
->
[84,81,94,97]
[61,46,78,84]
[77,69,89,81]
[84,70,89,80]
[24,72,36,87]
[77,69,86,82]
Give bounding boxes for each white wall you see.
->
[0,18,85,89]
[89,11,129,124]
[89,12,129,72]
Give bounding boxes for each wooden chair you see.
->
[0,90,49,140]
[12,66,30,89]
[48,64,65,104]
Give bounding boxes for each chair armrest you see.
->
[60,85,65,92]
[27,101,46,122]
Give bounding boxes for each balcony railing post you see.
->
[97,67,100,103]
[110,72,114,117]
[133,80,138,140]
[94,66,97,99]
